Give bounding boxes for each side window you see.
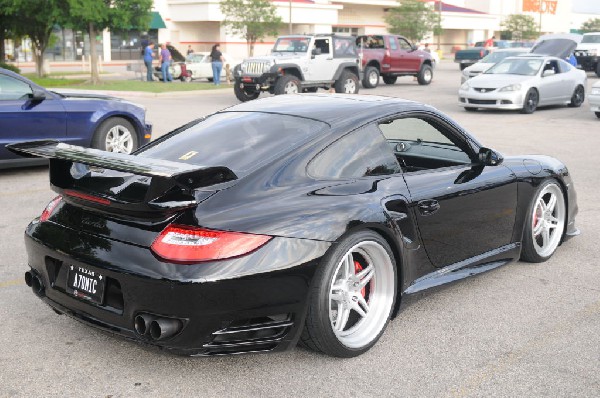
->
[308,124,401,179]
[543,60,560,74]
[333,37,356,57]
[389,36,398,50]
[398,38,412,51]
[0,75,33,101]
[558,59,572,73]
[314,38,330,55]
[378,116,472,172]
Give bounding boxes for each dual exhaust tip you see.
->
[24,271,44,296]
[134,313,183,341]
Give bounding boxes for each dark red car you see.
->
[357,35,434,88]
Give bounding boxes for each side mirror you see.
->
[542,69,556,77]
[411,45,417,52]
[478,147,503,166]
[311,48,322,56]
[30,87,47,101]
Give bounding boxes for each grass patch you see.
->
[23,75,226,93]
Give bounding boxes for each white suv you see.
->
[233,34,360,102]
[574,32,600,77]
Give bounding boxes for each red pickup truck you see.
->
[356,35,434,88]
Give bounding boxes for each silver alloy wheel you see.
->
[343,78,356,93]
[328,241,395,349]
[284,81,299,94]
[104,125,134,154]
[531,183,565,258]
[422,68,432,82]
[368,70,378,86]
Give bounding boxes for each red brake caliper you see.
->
[354,261,366,298]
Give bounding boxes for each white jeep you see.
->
[233,34,361,102]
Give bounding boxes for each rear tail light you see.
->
[40,196,62,222]
[480,50,484,57]
[151,225,272,263]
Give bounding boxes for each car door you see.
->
[308,38,334,81]
[377,113,518,268]
[537,59,567,104]
[397,37,419,71]
[0,73,67,161]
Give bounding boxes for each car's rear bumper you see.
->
[24,220,329,355]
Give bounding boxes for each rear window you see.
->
[138,112,327,176]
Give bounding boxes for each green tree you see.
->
[580,18,600,33]
[220,0,282,56]
[500,14,539,40]
[5,0,68,77]
[65,0,152,84]
[385,0,441,44]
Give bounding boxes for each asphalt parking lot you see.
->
[1,61,599,397]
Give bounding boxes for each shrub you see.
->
[0,62,21,74]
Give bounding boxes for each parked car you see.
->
[153,44,192,82]
[454,40,512,70]
[461,48,530,83]
[10,94,578,357]
[356,35,434,88]
[0,68,151,169]
[233,34,360,101]
[574,32,600,77]
[458,36,586,114]
[589,81,600,118]
[185,52,237,82]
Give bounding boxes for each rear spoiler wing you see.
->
[7,140,237,214]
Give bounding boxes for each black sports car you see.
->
[9,94,579,358]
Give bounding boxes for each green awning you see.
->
[150,11,166,29]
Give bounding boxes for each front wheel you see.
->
[568,85,584,107]
[334,71,359,94]
[92,117,138,154]
[521,88,538,114]
[234,83,260,102]
[520,180,566,263]
[274,75,301,95]
[301,231,397,357]
[417,64,433,85]
[362,66,380,89]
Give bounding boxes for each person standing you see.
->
[187,45,194,55]
[159,43,173,83]
[484,35,495,48]
[210,44,224,86]
[143,41,155,82]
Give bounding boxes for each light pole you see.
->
[539,0,543,34]
[289,0,292,34]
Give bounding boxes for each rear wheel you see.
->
[234,83,260,102]
[520,180,566,263]
[301,231,397,357]
[92,117,138,154]
[362,66,380,89]
[521,88,539,114]
[416,64,433,85]
[568,85,584,107]
[596,112,600,118]
[274,75,301,95]
[382,75,397,85]
[334,71,359,94]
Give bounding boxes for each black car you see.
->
[10,94,579,358]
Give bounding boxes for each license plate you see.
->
[67,265,106,304]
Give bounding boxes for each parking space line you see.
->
[0,279,23,288]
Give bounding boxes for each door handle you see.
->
[417,199,440,216]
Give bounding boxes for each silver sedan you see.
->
[458,55,587,114]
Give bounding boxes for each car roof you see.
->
[218,94,432,128]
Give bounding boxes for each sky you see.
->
[572,0,600,14]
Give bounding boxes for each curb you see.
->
[49,85,233,98]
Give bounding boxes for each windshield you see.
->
[273,37,310,53]
[484,58,543,76]
[582,35,600,44]
[138,112,327,176]
[480,51,525,63]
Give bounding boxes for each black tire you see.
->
[596,63,600,78]
[234,83,260,102]
[521,88,539,114]
[181,74,192,83]
[520,180,566,263]
[207,77,214,82]
[596,112,600,119]
[274,75,301,95]
[300,230,397,357]
[362,66,380,89]
[459,64,468,71]
[334,71,359,94]
[303,87,318,93]
[382,75,397,85]
[92,117,138,154]
[416,64,433,85]
[464,107,478,112]
[568,85,584,107]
